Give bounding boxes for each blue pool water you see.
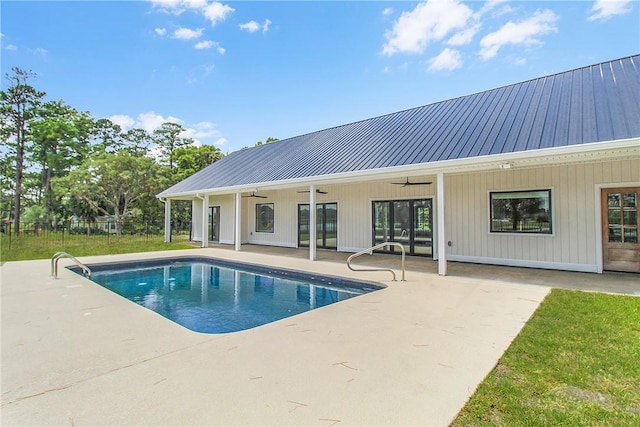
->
[75,257,383,333]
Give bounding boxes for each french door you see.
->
[602,188,639,272]
[298,203,337,249]
[372,199,433,257]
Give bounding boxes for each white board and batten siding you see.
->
[446,159,640,272]
[193,158,638,273]
[236,180,437,252]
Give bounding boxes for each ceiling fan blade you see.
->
[296,189,328,194]
[392,178,431,186]
[242,192,268,198]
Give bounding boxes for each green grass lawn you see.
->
[453,289,640,426]
[0,233,194,262]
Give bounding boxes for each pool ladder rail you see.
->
[51,251,92,279]
[346,242,406,281]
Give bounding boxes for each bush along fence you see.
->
[0,220,192,250]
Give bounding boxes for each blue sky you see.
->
[1,0,638,153]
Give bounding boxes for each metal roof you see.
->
[159,55,640,197]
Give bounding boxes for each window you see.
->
[255,203,274,233]
[490,190,552,234]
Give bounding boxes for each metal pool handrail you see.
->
[51,251,92,279]
[346,242,406,281]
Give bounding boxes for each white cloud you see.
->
[108,114,136,130]
[477,0,509,17]
[381,0,474,55]
[428,48,463,71]
[479,9,558,60]
[203,2,234,26]
[4,44,17,51]
[173,27,204,40]
[513,57,527,65]
[155,27,167,36]
[149,1,234,25]
[182,0,207,9]
[239,20,260,33]
[447,23,480,45]
[587,0,633,21]
[382,7,393,16]
[240,19,271,33]
[194,40,213,49]
[138,112,182,133]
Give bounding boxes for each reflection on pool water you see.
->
[77,257,383,333]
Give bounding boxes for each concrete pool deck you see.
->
[1,246,638,426]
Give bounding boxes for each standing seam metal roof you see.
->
[159,55,640,197]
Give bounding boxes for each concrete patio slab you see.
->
[1,247,565,426]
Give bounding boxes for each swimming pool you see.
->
[71,257,383,333]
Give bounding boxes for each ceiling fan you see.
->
[296,189,328,194]
[391,177,432,187]
[242,192,268,199]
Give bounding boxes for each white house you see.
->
[158,55,640,274]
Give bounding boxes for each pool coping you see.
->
[2,248,551,426]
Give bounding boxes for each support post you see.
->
[201,194,209,248]
[163,199,171,242]
[235,192,242,251]
[437,173,447,276]
[309,185,316,261]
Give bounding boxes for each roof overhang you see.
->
[158,137,640,199]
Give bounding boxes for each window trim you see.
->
[255,203,275,233]
[489,189,553,235]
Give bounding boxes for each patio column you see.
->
[163,198,171,243]
[235,192,242,251]
[201,194,209,248]
[437,173,447,276]
[309,185,316,261]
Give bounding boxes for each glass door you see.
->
[413,200,433,256]
[209,206,220,242]
[372,199,433,257]
[298,204,310,247]
[393,201,411,254]
[373,202,390,246]
[299,203,337,249]
[324,203,338,249]
[602,188,639,272]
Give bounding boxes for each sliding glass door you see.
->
[372,199,432,257]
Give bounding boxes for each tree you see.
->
[28,100,92,218]
[255,136,278,146]
[90,118,123,153]
[171,144,224,182]
[152,122,194,169]
[0,68,46,234]
[121,128,152,156]
[57,152,159,235]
